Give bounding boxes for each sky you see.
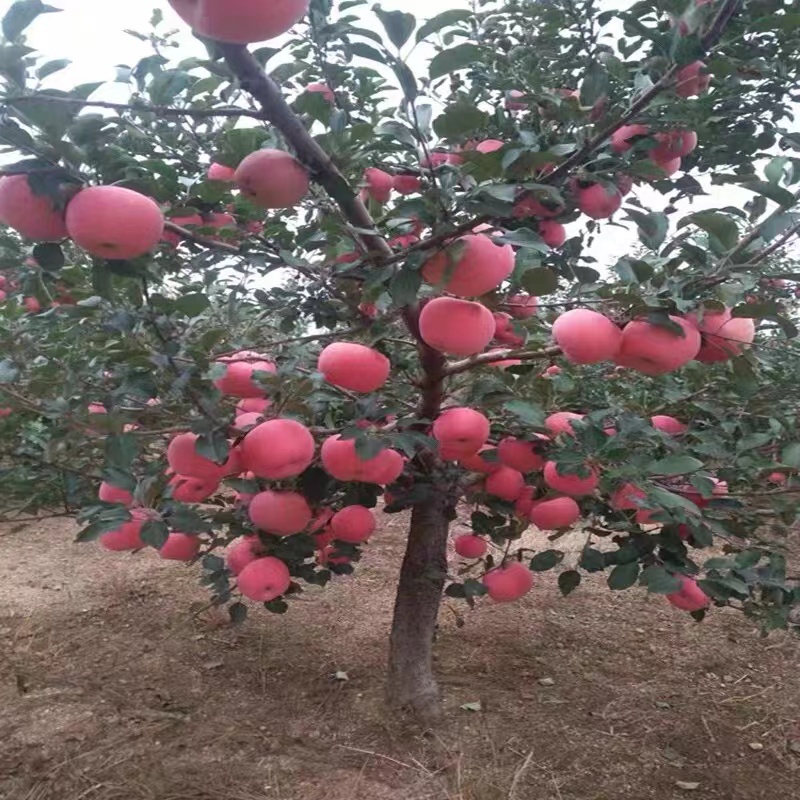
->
[16,1,781,271]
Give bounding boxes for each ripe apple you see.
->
[363,168,393,203]
[650,156,681,177]
[167,432,234,480]
[23,296,41,314]
[575,182,622,219]
[609,482,646,511]
[317,342,390,393]
[544,411,584,436]
[0,174,68,241]
[610,123,649,153]
[459,446,502,474]
[542,364,561,377]
[214,350,276,397]
[485,466,525,501]
[237,556,292,602]
[393,174,421,194]
[207,162,236,181]
[649,129,698,161]
[66,186,164,259]
[475,139,504,153]
[505,293,537,319]
[320,435,403,483]
[454,534,488,559]
[249,490,312,536]
[493,312,524,346]
[483,561,534,602]
[421,233,514,297]
[418,297,496,356]
[552,308,622,364]
[432,407,490,460]
[234,149,309,208]
[615,316,701,375]
[514,486,537,518]
[305,81,334,103]
[226,536,263,576]
[159,532,200,561]
[674,60,710,98]
[167,0,309,44]
[767,471,786,485]
[236,397,271,416]
[513,193,566,218]
[99,508,150,551]
[330,505,376,543]
[667,575,710,611]
[505,90,527,110]
[497,436,547,472]
[239,418,315,480]
[685,307,755,362]
[528,496,580,529]
[543,461,599,496]
[98,481,134,506]
[168,474,220,503]
[651,415,687,435]
[538,219,566,248]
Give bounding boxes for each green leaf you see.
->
[741,180,796,208]
[530,549,564,571]
[445,582,467,598]
[614,257,653,283]
[608,561,640,590]
[228,602,248,623]
[521,266,559,295]
[196,430,229,464]
[36,58,70,79]
[640,565,682,595]
[140,519,169,549]
[781,442,800,468]
[764,156,789,185]
[580,547,605,572]
[374,8,415,50]
[625,210,668,251]
[432,101,489,139]
[174,292,210,317]
[0,359,19,384]
[503,400,545,426]
[646,456,704,476]
[264,598,289,613]
[105,434,138,470]
[32,242,64,271]
[429,43,484,81]
[415,9,471,42]
[682,211,739,250]
[3,0,59,42]
[389,268,422,306]
[558,570,581,596]
[580,62,608,105]
[349,41,386,63]
[497,228,549,252]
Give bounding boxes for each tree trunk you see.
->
[386,493,451,721]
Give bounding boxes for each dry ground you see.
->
[1,512,799,800]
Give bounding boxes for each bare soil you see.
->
[1,513,798,800]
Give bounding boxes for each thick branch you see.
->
[2,94,266,120]
[749,218,800,266]
[444,346,562,377]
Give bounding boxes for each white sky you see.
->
[18,1,787,270]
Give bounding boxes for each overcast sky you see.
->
[18,1,779,270]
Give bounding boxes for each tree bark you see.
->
[386,493,451,721]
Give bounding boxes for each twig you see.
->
[444,346,562,377]
[164,221,242,254]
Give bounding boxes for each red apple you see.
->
[363,168,393,203]
[99,508,150,551]
[320,435,403,484]
[159,532,201,561]
[552,308,622,364]
[615,316,701,375]
[651,415,687,435]
[454,534,488,559]
[483,561,533,602]
[528,496,580,529]
[0,174,68,241]
[393,174,421,194]
[432,407,490,459]
[234,149,309,208]
[318,342,390,393]
[207,162,236,181]
[667,575,710,611]
[238,556,292,602]
[418,297,496,356]
[167,433,234,480]
[543,461,599,496]
[226,536,264,576]
[168,474,220,503]
[214,350,276,397]
[538,219,566,248]
[649,129,698,161]
[506,293,538,319]
[610,123,649,153]
[98,481,134,506]
[485,466,525,501]
[674,61,710,98]
[576,182,622,219]
[497,436,547,473]
[249,490,312,536]
[685,307,755,362]
[305,81,334,103]
[240,418,315,479]
[544,411,584,436]
[459,446,502,474]
[330,505,376,543]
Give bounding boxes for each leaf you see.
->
[503,400,545,426]
[36,58,70,79]
[497,228,549,252]
[373,8,415,50]
[174,292,210,317]
[432,102,489,138]
[608,561,640,590]
[228,602,248,624]
[580,61,608,105]
[741,180,795,208]
[3,0,60,42]
[521,267,559,295]
[105,434,138,470]
[264,599,289,614]
[0,359,19,384]
[196,430,229,464]
[416,9,471,42]
[580,547,605,572]
[32,242,64,271]
[140,519,169,549]
[445,582,467,598]
[781,442,800,468]
[614,257,654,283]
[558,570,581,596]
[429,43,484,81]
[625,210,668,250]
[640,565,682,595]
[682,211,739,250]
[349,41,386,63]
[460,701,482,712]
[764,156,789,185]
[530,549,564,571]
[646,456,704,476]
[388,268,422,306]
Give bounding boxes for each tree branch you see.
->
[2,94,267,120]
[164,221,242,253]
[444,346,562,377]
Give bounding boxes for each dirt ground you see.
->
[1,513,799,800]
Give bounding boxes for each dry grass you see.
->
[1,514,799,800]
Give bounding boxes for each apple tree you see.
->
[1,0,800,719]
